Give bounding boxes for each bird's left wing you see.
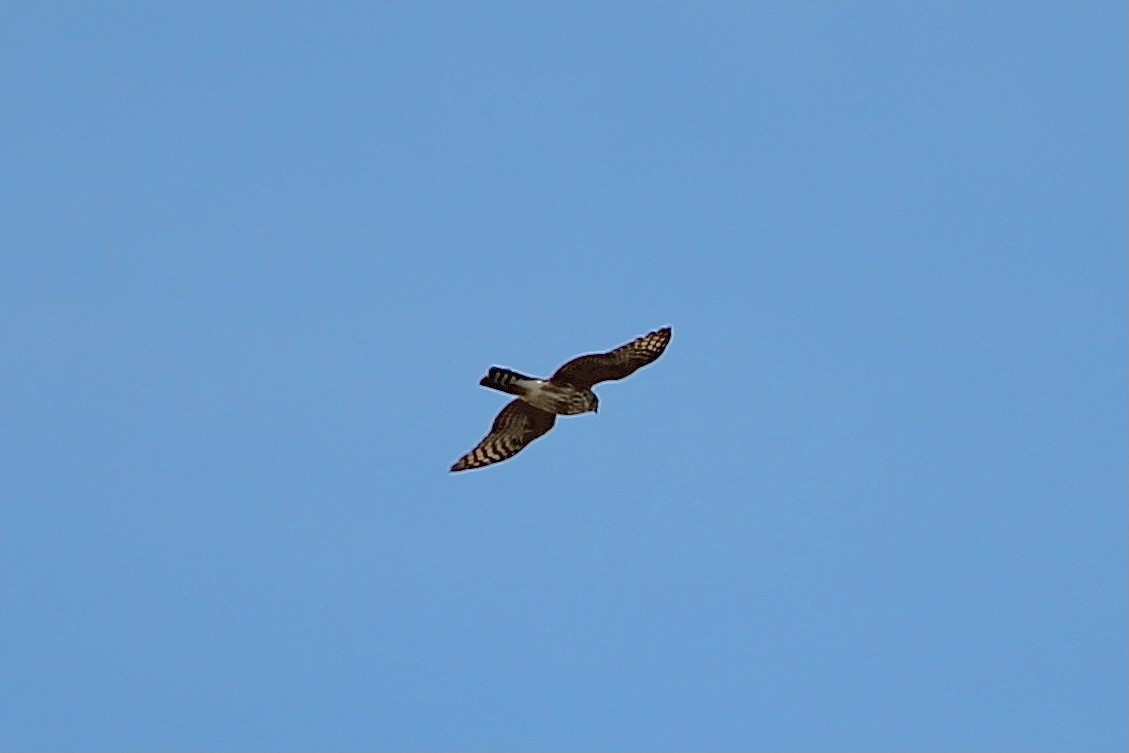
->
[450,399,557,472]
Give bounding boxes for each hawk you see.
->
[450,326,672,472]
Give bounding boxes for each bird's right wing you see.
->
[550,326,672,389]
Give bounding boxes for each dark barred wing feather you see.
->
[450,399,557,472]
[549,327,672,389]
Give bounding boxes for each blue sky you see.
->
[2,3,1126,750]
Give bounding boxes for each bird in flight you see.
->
[451,327,672,472]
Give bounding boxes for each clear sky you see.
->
[2,3,1126,751]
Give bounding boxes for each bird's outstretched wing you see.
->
[450,399,557,472]
[549,327,672,390]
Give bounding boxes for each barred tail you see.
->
[480,367,535,397]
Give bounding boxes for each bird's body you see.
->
[450,326,672,472]
[479,367,597,415]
